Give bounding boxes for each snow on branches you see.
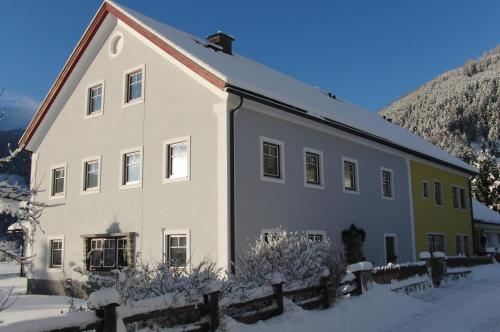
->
[472,149,500,211]
[235,228,337,289]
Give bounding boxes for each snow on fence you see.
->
[371,262,428,285]
[3,277,330,332]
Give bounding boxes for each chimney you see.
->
[207,31,234,55]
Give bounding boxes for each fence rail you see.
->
[372,263,428,284]
[445,256,493,268]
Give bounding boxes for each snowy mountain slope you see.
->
[380,46,500,162]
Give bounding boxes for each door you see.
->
[385,235,397,264]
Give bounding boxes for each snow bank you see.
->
[87,288,120,310]
[419,251,431,259]
[1,311,99,332]
[340,272,356,284]
[347,261,373,272]
[432,251,446,258]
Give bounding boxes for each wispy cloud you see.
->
[0,90,40,131]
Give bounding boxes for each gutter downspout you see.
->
[228,95,244,274]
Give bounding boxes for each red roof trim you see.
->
[20,2,226,150]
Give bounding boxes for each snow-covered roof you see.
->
[108,1,475,174]
[473,199,500,224]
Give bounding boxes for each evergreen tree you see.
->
[471,149,500,211]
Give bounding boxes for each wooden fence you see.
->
[372,263,428,284]
[445,255,494,268]
[7,277,329,332]
[6,256,495,332]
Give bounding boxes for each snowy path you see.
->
[390,268,500,332]
[0,263,86,326]
[226,264,500,332]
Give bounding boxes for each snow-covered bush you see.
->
[234,229,343,290]
[84,258,222,305]
[0,240,19,262]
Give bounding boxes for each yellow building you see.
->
[410,160,474,257]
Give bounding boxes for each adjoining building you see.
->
[472,199,500,254]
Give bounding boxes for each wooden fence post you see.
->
[208,291,220,331]
[102,303,119,332]
[320,276,330,309]
[272,282,284,315]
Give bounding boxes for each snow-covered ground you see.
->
[226,264,500,332]
[0,262,86,326]
[1,262,500,331]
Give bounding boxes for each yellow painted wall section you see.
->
[410,160,473,256]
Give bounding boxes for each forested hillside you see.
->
[380,46,500,211]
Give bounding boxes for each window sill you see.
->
[122,98,144,109]
[88,267,128,274]
[382,195,395,201]
[84,111,103,120]
[47,267,63,273]
[261,176,285,184]
[343,188,360,195]
[163,176,190,184]
[81,188,100,196]
[49,194,65,200]
[119,182,142,190]
[304,182,324,190]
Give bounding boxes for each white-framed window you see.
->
[303,148,323,188]
[48,236,64,269]
[260,137,285,183]
[50,164,67,199]
[164,229,190,269]
[342,157,359,194]
[434,180,443,206]
[120,147,143,188]
[85,80,104,118]
[455,234,470,256]
[427,234,445,253]
[123,65,145,106]
[88,237,128,270]
[422,180,430,199]
[380,167,394,199]
[384,233,398,264]
[82,156,101,194]
[163,137,191,183]
[306,230,326,242]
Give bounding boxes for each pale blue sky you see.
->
[0,0,499,130]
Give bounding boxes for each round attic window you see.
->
[109,32,123,57]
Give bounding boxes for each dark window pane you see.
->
[170,248,186,267]
[263,142,280,178]
[460,188,466,209]
[306,153,320,184]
